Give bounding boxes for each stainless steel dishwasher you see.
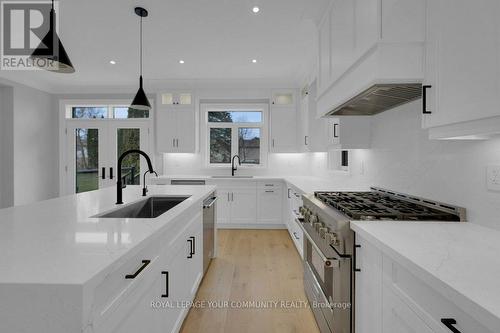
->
[202,194,216,274]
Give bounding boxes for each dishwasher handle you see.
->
[203,196,217,209]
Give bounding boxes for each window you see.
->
[204,105,267,167]
[67,104,150,119]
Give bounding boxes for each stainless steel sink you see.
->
[210,176,254,179]
[94,196,190,219]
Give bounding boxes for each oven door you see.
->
[303,229,352,333]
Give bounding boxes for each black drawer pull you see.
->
[161,271,169,298]
[101,167,106,179]
[125,260,150,279]
[109,167,113,180]
[287,188,291,198]
[441,318,461,333]
[333,123,339,138]
[423,85,432,114]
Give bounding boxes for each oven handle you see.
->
[298,219,337,267]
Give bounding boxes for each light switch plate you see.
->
[487,166,500,191]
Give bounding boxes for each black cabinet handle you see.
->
[125,260,150,279]
[441,319,461,333]
[190,236,195,255]
[109,167,113,180]
[161,271,169,298]
[423,85,432,114]
[101,167,106,179]
[187,236,195,258]
[333,123,339,138]
[287,188,291,199]
[293,232,300,240]
[304,136,308,145]
[354,244,361,272]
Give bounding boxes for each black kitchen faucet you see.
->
[116,149,155,204]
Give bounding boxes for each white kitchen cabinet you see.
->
[327,116,372,149]
[257,187,283,225]
[382,285,435,333]
[161,92,193,106]
[318,13,332,93]
[156,93,197,153]
[216,188,232,225]
[355,236,382,333]
[355,234,496,333]
[284,184,304,258]
[298,91,310,152]
[270,89,298,153]
[230,188,257,225]
[423,0,500,131]
[184,217,203,298]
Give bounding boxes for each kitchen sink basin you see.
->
[210,176,254,179]
[94,196,190,219]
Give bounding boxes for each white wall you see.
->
[12,84,58,206]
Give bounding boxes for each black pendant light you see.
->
[30,0,75,73]
[130,7,151,111]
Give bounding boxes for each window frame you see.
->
[201,103,269,169]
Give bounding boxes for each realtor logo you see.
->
[1,0,58,70]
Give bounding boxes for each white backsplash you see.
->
[163,100,500,229]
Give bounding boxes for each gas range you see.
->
[298,187,466,333]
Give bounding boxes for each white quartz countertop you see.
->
[0,185,216,285]
[155,175,369,194]
[351,221,500,330]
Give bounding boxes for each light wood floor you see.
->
[180,229,320,333]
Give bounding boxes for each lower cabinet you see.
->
[95,210,204,333]
[214,180,284,228]
[355,234,496,333]
[285,183,304,258]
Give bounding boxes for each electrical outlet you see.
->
[487,166,500,191]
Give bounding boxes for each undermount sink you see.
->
[210,176,254,179]
[94,196,190,219]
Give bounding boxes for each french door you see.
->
[64,120,150,194]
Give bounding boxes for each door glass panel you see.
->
[238,128,260,164]
[113,107,149,119]
[210,128,232,164]
[75,128,99,193]
[117,128,141,185]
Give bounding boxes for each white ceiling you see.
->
[0,0,329,93]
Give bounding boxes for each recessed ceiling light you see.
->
[252,6,260,13]
[109,60,116,65]
[179,60,185,64]
[252,59,257,63]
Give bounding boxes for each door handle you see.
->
[101,167,106,179]
[441,319,461,333]
[109,167,113,180]
[423,85,432,114]
[125,260,150,279]
[161,271,169,298]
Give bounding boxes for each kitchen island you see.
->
[0,185,216,333]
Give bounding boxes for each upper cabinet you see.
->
[270,89,298,153]
[161,92,193,106]
[156,91,197,153]
[423,0,500,139]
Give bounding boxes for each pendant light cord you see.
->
[140,15,143,77]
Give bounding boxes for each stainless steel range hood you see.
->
[326,83,422,116]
